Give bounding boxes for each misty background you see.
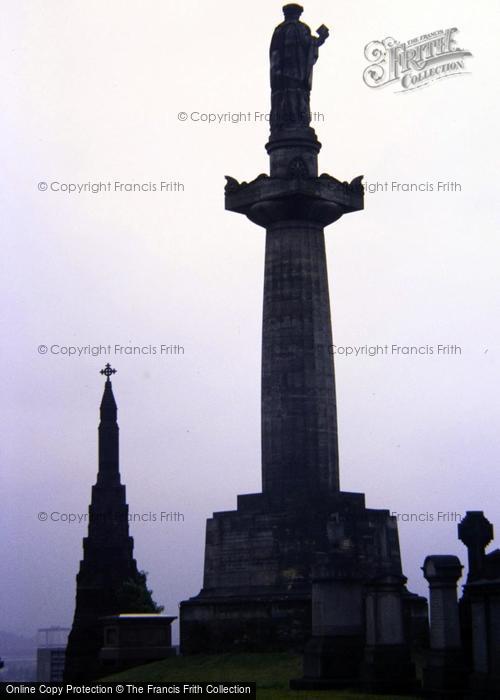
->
[1,0,499,647]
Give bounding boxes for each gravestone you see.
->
[459,512,500,699]
[360,573,416,693]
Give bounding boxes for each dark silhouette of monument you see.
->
[269,3,329,131]
[421,512,500,699]
[180,6,425,672]
[64,365,167,681]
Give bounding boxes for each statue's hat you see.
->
[283,4,304,19]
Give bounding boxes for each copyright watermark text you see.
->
[177,110,325,124]
[37,343,184,357]
[364,180,462,193]
[37,180,184,194]
[392,511,463,523]
[329,344,463,357]
[38,511,184,524]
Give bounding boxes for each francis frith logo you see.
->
[363,28,472,92]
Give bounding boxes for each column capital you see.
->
[422,555,463,587]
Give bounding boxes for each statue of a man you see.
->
[270,4,329,130]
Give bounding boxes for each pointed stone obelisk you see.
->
[64,366,159,681]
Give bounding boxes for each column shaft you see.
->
[261,221,339,495]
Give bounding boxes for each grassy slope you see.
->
[103,652,419,700]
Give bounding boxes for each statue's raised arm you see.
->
[270,4,330,131]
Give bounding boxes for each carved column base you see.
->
[422,649,468,698]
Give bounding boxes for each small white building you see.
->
[36,627,69,682]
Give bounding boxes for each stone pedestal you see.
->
[290,559,365,689]
[422,555,467,697]
[458,511,500,698]
[466,578,500,698]
[360,574,417,693]
[293,635,364,690]
[99,614,176,675]
[181,492,404,653]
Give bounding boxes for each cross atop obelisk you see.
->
[100,363,117,381]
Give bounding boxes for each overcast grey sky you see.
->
[1,0,499,643]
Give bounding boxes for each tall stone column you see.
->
[261,218,339,496]
[225,5,363,500]
[180,5,375,655]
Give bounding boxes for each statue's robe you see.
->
[270,19,319,128]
